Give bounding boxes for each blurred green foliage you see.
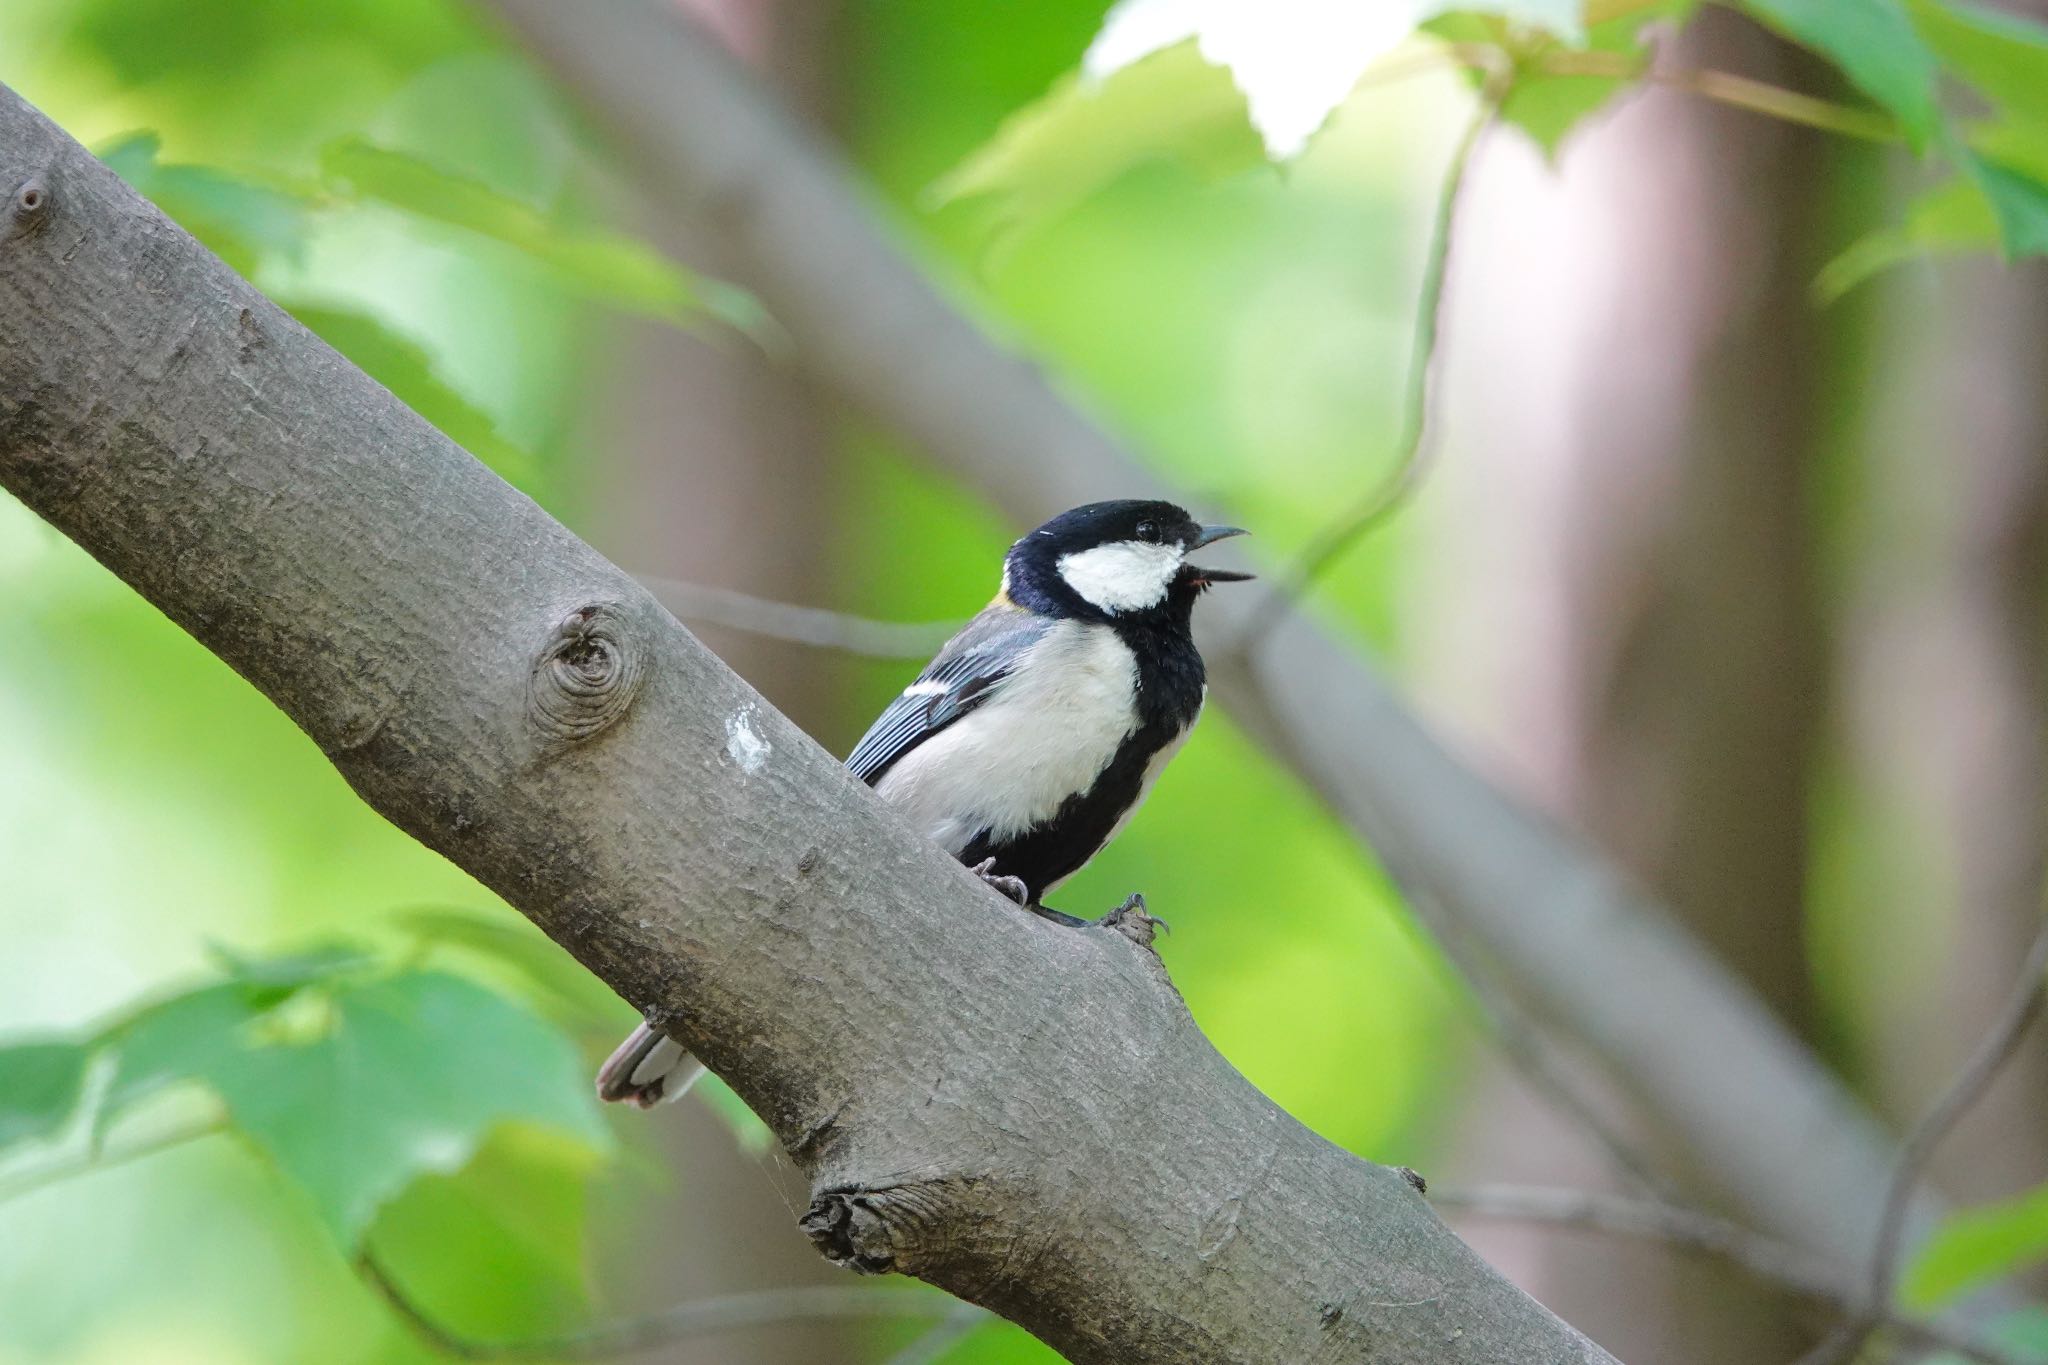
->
[6,0,2048,1362]
[1910,1182,2048,1309]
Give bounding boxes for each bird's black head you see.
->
[1001,499,1252,624]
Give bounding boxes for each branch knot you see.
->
[529,603,646,744]
[801,1178,971,1278]
[9,175,51,238]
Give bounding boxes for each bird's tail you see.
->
[595,1020,706,1108]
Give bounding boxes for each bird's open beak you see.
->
[1183,524,1253,585]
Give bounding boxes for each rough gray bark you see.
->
[480,0,1936,1270]
[0,85,1617,1365]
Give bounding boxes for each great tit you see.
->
[596,499,1251,1107]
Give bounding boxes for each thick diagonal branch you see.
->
[0,85,1615,1365]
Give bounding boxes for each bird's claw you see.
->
[969,857,1031,906]
[1099,892,1168,949]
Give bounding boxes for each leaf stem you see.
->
[1581,0,1667,21]
[1536,49,1899,143]
[1245,76,1503,636]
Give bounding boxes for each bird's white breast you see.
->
[873,620,1138,855]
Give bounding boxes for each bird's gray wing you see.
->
[845,604,1050,787]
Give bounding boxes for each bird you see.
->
[595,499,1251,1107]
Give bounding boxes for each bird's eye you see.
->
[1135,520,1159,543]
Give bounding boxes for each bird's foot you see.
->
[969,857,1031,906]
[1097,892,1169,950]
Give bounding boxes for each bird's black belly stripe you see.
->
[962,613,1206,904]
[960,725,1177,902]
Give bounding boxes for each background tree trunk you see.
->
[1424,12,1857,1360]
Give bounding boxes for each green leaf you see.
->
[1910,0,2048,215]
[1523,3,1699,151]
[1907,0,2048,119]
[1440,2,1700,156]
[93,961,610,1248]
[933,0,1596,240]
[931,40,1266,241]
[1816,175,1992,298]
[1818,147,2048,299]
[279,302,542,490]
[319,138,768,340]
[0,1042,90,1148]
[101,980,302,1122]
[1906,1183,2048,1308]
[1739,0,1942,147]
[1084,0,1582,158]
[98,131,319,279]
[1963,149,2048,255]
[366,1125,601,1334]
[201,970,610,1245]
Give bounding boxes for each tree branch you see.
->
[479,0,1956,1276]
[0,84,1616,1365]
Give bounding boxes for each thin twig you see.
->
[1433,1184,2033,1365]
[0,1116,226,1207]
[1795,913,2048,1365]
[359,1253,966,1360]
[636,574,958,659]
[1434,1183,1850,1302]
[1535,49,1898,143]
[1245,79,1501,643]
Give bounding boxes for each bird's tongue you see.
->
[1182,564,1254,587]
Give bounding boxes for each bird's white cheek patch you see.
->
[1057,540,1182,613]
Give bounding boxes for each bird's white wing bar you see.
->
[844,606,1052,786]
[875,620,1140,858]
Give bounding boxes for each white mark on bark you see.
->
[725,704,771,774]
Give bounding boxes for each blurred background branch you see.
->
[1434,1184,2031,1365]
[1799,913,2048,1364]
[360,1258,971,1361]
[635,575,955,659]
